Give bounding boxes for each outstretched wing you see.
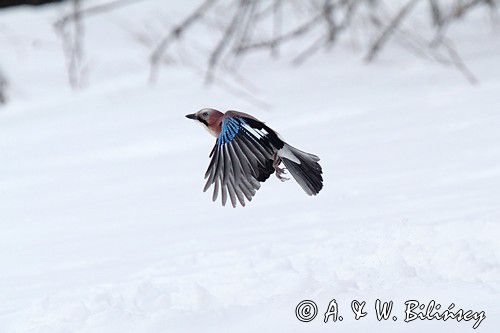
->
[203,114,283,207]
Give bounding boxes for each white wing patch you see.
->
[243,123,268,140]
[278,145,301,164]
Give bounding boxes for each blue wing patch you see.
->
[217,117,246,145]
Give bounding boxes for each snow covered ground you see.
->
[1,1,499,332]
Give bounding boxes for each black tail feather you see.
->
[280,144,323,195]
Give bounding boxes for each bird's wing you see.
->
[203,114,283,207]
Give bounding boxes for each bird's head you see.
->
[186,108,224,136]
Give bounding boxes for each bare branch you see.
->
[430,0,496,47]
[149,0,217,82]
[180,55,270,109]
[54,0,148,29]
[441,38,478,84]
[323,0,337,46]
[56,0,85,89]
[292,35,327,66]
[0,67,7,105]
[236,13,323,53]
[365,0,419,63]
[205,0,249,83]
[51,0,495,100]
[271,0,283,56]
[227,0,259,71]
[428,0,443,26]
[394,20,479,84]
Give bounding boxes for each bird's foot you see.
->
[275,168,289,182]
[273,154,289,182]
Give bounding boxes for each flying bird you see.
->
[186,108,323,207]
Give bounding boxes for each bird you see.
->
[186,108,323,207]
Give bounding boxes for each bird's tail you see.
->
[278,143,323,195]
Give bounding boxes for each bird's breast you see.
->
[204,123,221,138]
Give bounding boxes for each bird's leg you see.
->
[273,153,289,182]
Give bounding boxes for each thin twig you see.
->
[225,1,258,73]
[364,0,419,63]
[271,0,282,56]
[205,0,248,83]
[54,0,148,29]
[149,0,217,83]
[441,38,478,84]
[430,0,490,46]
[186,59,271,110]
[428,0,442,26]
[323,0,337,47]
[236,13,323,53]
[0,67,7,105]
[56,0,85,89]
[395,21,479,84]
[292,35,327,66]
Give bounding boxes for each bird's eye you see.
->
[203,112,208,117]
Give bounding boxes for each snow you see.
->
[1,1,499,332]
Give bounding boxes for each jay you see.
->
[186,108,323,207]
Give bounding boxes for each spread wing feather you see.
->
[203,115,282,207]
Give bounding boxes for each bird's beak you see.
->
[185,113,197,120]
